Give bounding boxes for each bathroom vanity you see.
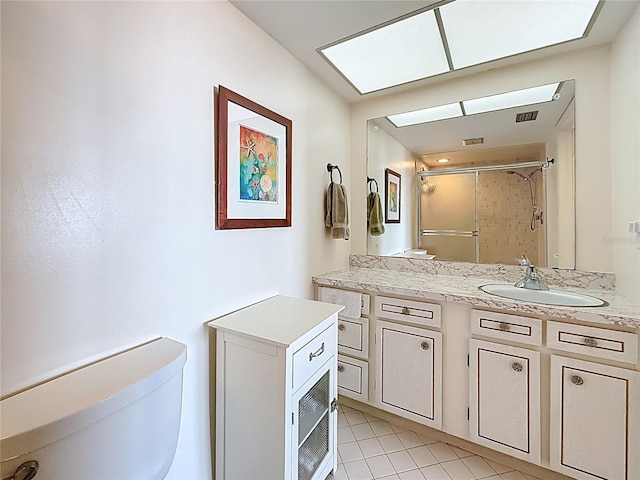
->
[313,255,640,480]
[208,295,343,480]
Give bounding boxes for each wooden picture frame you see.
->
[385,168,401,223]
[216,86,292,229]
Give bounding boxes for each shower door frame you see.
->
[417,160,545,264]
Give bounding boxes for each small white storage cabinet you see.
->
[208,295,343,480]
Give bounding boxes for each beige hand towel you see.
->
[367,192,385,236]
[325,182,350,240]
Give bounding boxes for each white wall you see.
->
[610,4,640,303]
[351,45,613,274]
[1,2,350,478]
[366,122,417,256]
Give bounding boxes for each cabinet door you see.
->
[550,355,640,480]
[292,358,337,480]
[375,320,442,429]
[468,339,540,464]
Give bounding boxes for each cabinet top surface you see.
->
[208,295,343,347]
[312,267,640,329]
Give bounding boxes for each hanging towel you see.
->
[367,191,385,236]
[318,287,362,319]
[325,182,350,240]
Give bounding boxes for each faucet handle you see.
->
[518,255,531,266]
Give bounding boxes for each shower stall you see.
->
[418,162,547,266]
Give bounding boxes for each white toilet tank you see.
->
[1,337,187,480]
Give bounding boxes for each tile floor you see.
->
[327,405,545,480]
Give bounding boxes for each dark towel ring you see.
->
[327,163,342,183]
[367,177,379,193]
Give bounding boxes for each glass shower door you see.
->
[419,172,478,262]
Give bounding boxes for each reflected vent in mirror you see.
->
[515,111,539,122]
[462,137,484,146]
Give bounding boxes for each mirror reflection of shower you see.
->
[421,177,437,195]
[506,169,544,230]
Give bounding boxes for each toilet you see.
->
[0,337,187,480]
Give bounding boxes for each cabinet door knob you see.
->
[402,306,410,315]
[583,337,598,348]
[337,364,344,372]
[309,342,325,361]
[421,341,430,350]
[338,324,345,331]
[512,362,523,372]
[571,375,584,386]
[499,323,511,332]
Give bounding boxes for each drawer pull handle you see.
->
[337,364,344,372]
[499,323,511,332]
[338,324,345,331]
[583,337,598,348]
[309,342,325,361]
[421,341,430,350]
[512,362,523,372]
[571,375,584,386]
[402,307,410,315]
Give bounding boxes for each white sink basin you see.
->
[479,284,607,307]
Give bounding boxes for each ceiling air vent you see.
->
[462,137,484,146]
[516,111,539,122]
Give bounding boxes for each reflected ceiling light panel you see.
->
[463,82,560,115]
[439,0,600,69]
[387,102,462,127]
[319,10,450,94]
[437,158,450,163]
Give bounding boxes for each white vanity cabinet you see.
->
[468,339,541,464]
[548,325,640,480]
[317,287,370,403]
[468,310,541,464]
[375,320,443,428]
[313,266,640,480]
[208,295,343,480]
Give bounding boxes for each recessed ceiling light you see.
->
[437,158,450,163]
[463,83,560,115]
[439,0,599,69]
[319,10,450,94]
[387,102,463,127]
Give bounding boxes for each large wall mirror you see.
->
[367,79,575,269]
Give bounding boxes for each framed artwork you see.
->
[216,86,292,229]
[385,168,401,223]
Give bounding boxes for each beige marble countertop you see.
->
[312,266,640,330]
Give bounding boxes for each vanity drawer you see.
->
[337,354,368,402]
[338,317,369,360]
[374,296,441,328]
[361,294,371,316]
[292,324,337,391]
[547,322,638,365]
[471,309,542,346]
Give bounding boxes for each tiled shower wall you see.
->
[477,168,545,266]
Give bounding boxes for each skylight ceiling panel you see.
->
[463,82,559,115]
[439,0,600,70]
[320,11,450,94]
[387,102,463,127]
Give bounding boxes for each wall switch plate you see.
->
[629,221,640,233]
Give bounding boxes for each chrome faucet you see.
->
[514,256,548,290]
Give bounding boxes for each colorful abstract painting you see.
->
[239,125,278,202]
